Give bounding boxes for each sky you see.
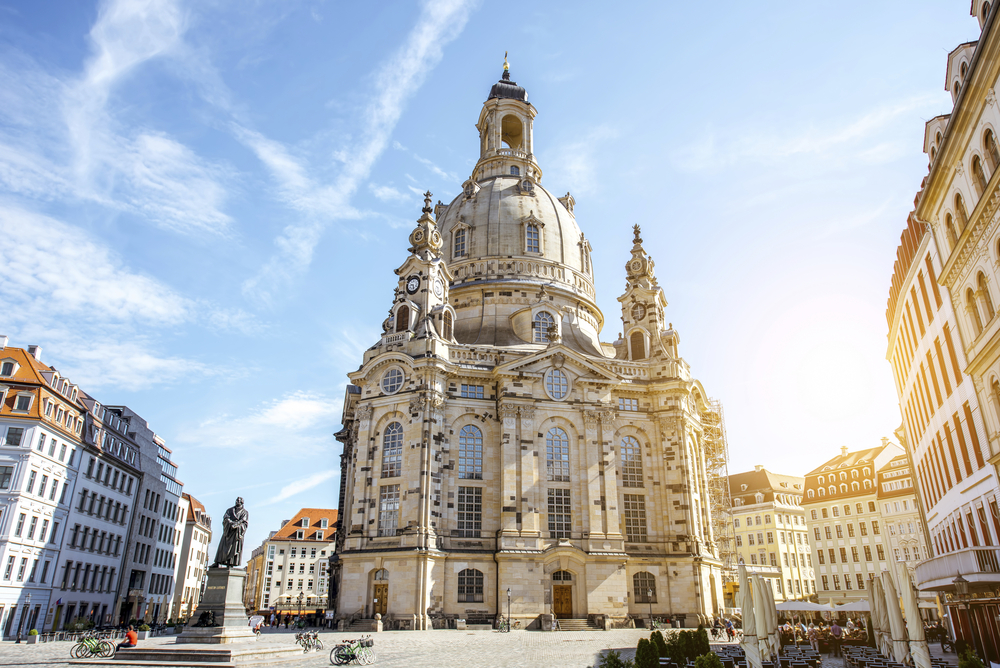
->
[0,0,981,554]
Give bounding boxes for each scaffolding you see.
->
[703,398,737,583]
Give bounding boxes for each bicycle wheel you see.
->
[70,643,83,659]
[100,641,115,657]
[365,648,377,665]
[333,645,351,665]
[315,639,324,651]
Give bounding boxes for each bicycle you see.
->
[498,617,510,633]
[330,636,375,665]
[70,635,115,658]
[296,631,324,653]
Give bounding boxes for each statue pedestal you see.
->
[177,567,256,644]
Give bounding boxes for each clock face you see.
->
[433,278,444,298]
[406,277,420,294]
[631,303,646,320]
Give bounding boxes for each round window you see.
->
[381,368,404,394]
[546,368,568,400]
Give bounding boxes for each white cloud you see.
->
[264,469,338,506]
[544,125,619,195]
[241,0,476,305]
[369,183,411,203]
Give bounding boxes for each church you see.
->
[330,63,725,630]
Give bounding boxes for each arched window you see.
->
[980,272,995,320]
[864,480,872,489]
[510,166,520,176]
[956,194,969,231]
[381,422,404,478]
[961,61,969,78]
[546,427,570,482]
[931,147,937,161]
[863,467,871,476]
[987,130,1000,171]
[442,312,453,340]
[454,228,467,257]
[829,486,836,496]
[546,369,569,400]
[818,476,825,485]
[533,311,554,343]
[525,223,540,253]
[458,425,483,479]
[993,379,1000,423]
[937,131,943,146]
[973,156,988,195]
[553,570,572,581]
[373,569,388,580]
[764,514,771,524]
[840,472,847,481]
[396,305,410,333]
[633,572,656,603]
[457,568,484,602]
[968,288,984,336]
[620,436,643,487]
[840,483,848,493]
[818,488,825,497]
[947,213,959,248]
[630,331,646,360]
[851,481,859,491]
[955,81,962,98]
[807,489,815,499]
[755,515,761,526]
[984,2,991,22]
[851,470,858,479]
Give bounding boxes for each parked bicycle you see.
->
[71,635,115,658]
[296,631,323,653]
[330,636,375,664]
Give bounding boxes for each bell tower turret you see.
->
[471,56,542,185]
[616,225,670,361]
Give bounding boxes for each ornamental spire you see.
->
[625,224,656,286]
[408,190,443,259]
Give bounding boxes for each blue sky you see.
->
[0,0,979,553]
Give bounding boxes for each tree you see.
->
[635,638,659,668]
[650,630,667,657]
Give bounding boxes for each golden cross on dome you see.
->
[503,51,509,72]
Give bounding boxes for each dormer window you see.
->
[296,530,304,540]
[320,518,329,529]
[0,361,14,377]
[533,311,555,343]
[14,394,32,412]
[301,517,310,528]
[525,223,539,253]
[316,531,324,541]
[740,484,747,492]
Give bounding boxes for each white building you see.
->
[172,493,211,621]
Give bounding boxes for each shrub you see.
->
[599,649,636,668]
[662,629,705,665]
[694,653,723,668]
[635,638,659,668]
[959,647,985,668]
[650,630,667,657]
[28,629,38,636]
[696,625,710,656]
[138,624,151,632]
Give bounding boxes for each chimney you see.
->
[0,336,7,348]
[754,465,764,472]
[841,446,849,458]
[27,345,41,361]
[881,437,890,447]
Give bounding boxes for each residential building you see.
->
[0,341,83,637]
[172,493,211,621]
[803,444,904,606]
[245,509,336,617]
[728,467,812,602]
[331,65,727,630]
[891,1,1000,659]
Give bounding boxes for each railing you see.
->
[915,546,1000,590]
[381,331,411,345]
[495,148,528,159]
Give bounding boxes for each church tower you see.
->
[332,62,726,632]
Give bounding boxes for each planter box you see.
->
[26,635,38,644]
[137,631,151,640]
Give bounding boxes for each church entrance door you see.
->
[553,585,572,619]
[372,584,388,617]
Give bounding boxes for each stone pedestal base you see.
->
[177,567,254,645]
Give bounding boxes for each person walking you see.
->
[830,621,843,657]
[808,623,819,652]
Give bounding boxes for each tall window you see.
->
[968,288,984,336]
[395,305,410,333]
[630,331,646,360]
[620,436,643,487]
[454,228,467,257]
[442,312,453,340]
[457,568,483,602]
[633,572,656,603]
[457,487,482,537]
[973,155,989,195]
[381,422,403,478]
[546,428,570,482]
[533,311,554,343]
[987,130,1000,171]
[525,224,539,253]
[546,369,568,400]
[547,489,571,538]
[458,425,483,479]
[377,485,400,537]
[956,193,969,231]
[623,494,647,542]
[980,273,995,320]
[946,213,959,248]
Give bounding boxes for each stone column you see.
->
[499,403,519,535]
[601,409,623,538]
[584,410,605,538]
[519,407,540,535]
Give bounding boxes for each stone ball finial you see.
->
[374,613,382,620]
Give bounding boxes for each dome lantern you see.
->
[474,58,541,183]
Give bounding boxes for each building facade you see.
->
[172,493,211,621]
[803,444,904,606]
[728,467,813,603]
[245,509,336,617]
[331,66,726,630]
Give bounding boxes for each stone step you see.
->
[557,619,600,631]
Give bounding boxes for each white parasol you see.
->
[762,577,780,655]
[752,574,771,661]
[897,563,931,668]
[881,569,910,664]
[740,564,762,668]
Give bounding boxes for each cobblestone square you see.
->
[0,629,963,668]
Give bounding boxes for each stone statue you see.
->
[213,497,248,567]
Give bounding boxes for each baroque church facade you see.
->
[331,65,725,630]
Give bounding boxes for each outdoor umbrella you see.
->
[740,564,762,668]
[763,578,780,655]
[881,569,910,664]
[897,562,931,668]
[751,575,771,661]
[834,600,871,612]
[870,576,891,657]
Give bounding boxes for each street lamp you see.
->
[15,593,31,643]
[647,588,654,628]
[507,587,511,629]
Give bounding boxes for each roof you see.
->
[727,468,804,498]
[488,69,527,102]
[184,492,211,528]
[271,508,338,541]
[876,454,915,500]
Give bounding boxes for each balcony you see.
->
[915,546,1000,591]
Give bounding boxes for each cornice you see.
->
[940,173,1000,288]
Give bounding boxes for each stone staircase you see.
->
[348,618,376,632]
[557,618,601,631]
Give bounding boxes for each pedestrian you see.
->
[726,619,735,641]
[830,621,843,657]
[117,625,139,651]
[283,614,290,629]
[807,623,819,652]
[269,613,276,628]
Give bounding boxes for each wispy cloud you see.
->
[241,0,476,306]
[263,469,338,506]
[544,124,619,195]
[369,183,412,203]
